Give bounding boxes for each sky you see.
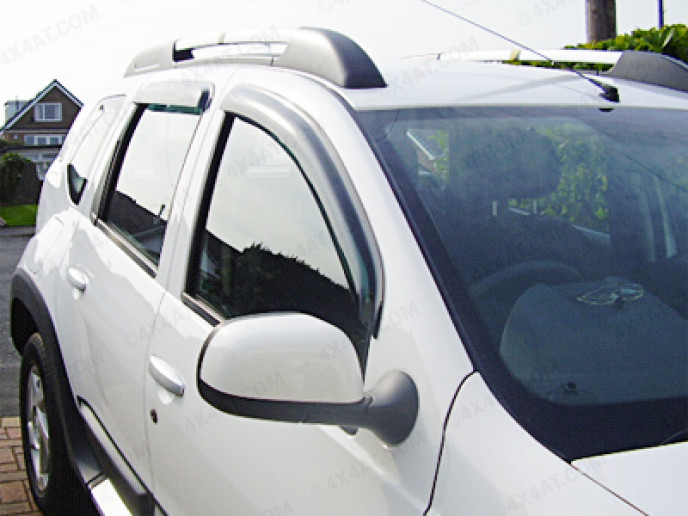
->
[0,0,686,109]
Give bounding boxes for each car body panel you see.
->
[341,59,688,111]
[146,293,431,515]
[574,442,688,516]
[56,216,163,488]
[428,373,641,515]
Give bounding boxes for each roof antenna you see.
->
[420,0,619,102]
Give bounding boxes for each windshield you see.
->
[359,107,688,460]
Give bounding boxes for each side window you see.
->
[67,96,125,204]
[188,117,366,357]
[102,104,201,268]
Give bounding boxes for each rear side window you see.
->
[187,117,366,360]
[101,104,201,269]
[66,96,125,204]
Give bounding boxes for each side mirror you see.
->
[197,313,418,445]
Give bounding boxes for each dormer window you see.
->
[35,102,62,122]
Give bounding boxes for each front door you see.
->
[145,114,427,514]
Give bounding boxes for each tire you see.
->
[19,332,96,515]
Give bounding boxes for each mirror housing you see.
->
[197,313,418,445]
[198,313,363,403]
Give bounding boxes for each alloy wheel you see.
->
[25,365,50,492]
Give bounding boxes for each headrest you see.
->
[449,124,561,201]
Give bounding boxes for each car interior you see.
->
[381,111,688,406]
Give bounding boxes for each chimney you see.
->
[5,99,29,122]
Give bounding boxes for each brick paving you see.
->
[0,417,41,515]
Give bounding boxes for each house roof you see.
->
[0,79,82,133]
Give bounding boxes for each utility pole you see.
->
[658,0,664,28]
[586,0,617,43]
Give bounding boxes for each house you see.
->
[1,79,82,179]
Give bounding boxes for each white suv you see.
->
[10,27,688,515]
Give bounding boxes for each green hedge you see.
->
[509,24,688,71]
[0,153,31,203]
[572,24,688,64]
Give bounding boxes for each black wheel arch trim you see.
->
[11,269,162,515]
[10,269,103,486]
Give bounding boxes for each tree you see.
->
[586,0,616,43]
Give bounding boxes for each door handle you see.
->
[67,267,89,292]
[148,356,185,397]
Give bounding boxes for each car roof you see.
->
[123,27,688,113]
[338,58,688,111]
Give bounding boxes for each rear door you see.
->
[57,80,211,490]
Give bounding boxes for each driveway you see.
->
[0,229,32,417]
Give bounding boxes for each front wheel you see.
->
[19,332,95,515]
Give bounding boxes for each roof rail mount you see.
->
[125,27,386,90]
[606,51,688,94]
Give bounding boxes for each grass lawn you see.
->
[0,204,38,227]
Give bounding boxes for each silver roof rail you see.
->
[124,27,386,89]
[437,48,622,65]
